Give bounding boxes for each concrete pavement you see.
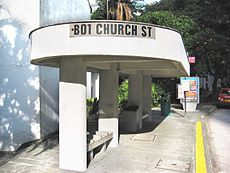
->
[0,104,216,173]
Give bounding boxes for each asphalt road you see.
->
[207,108,230,173]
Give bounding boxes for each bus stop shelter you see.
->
[30,20,190,171]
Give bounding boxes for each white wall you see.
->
[0,0,40,151]
[40,67,59,137]
[40,0,91,26]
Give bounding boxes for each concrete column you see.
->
[99,63,119,148]
[128,71,143,129]
[86,72,92,98]
[143,75,152,116]
[59,58,87,172]
[92,73,100,98]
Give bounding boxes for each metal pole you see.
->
[184,91,187,114]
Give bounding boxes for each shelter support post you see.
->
[128,71,144,130]
[59,58,87,172]
[99,63,119,148]
[143,75,152,120]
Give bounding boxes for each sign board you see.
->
[70,22,156,39]
[188,56,195,64]
[177,84,184,99]
[181,80,190,91]
[180,77,199,103]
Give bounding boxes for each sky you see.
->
[145,0,160,4]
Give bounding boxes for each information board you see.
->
[180,77,199,103]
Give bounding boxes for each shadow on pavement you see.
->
[119,109,167,135]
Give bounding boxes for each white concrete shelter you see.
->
[30,20,189,172]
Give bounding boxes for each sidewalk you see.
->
[0,104,215,173]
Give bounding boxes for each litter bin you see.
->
[161,99,171,116]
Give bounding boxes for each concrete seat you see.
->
[87,131,113,161]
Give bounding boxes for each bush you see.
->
[118,79,128,109]
[118,77,172,109]
[151,83,171,107]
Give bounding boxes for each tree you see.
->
[142,0,230,98]
[136,11,198,58]
[92,0,133,20]
[91,0,107,19]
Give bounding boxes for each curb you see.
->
[201,106,217,119]
[201,106,219,173]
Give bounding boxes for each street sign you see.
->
[177,84,184,99]
[180,77,200,103]
[188,56,195,64]
[181,80,190,91]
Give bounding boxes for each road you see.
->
[207,108,230,173]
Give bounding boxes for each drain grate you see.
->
[155,159,190,172]
[130,134,156,142]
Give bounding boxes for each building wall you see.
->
[0,0,40,151]
[0,0,93,150]
[39,0,91,136]
[40,67,59,137]
[40,0,91,26]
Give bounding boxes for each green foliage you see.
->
[135,11,198,54]
[151,83,162,107]
[118,79,171,108]
[118,79,128,108]
[87,98,94,116]
[144,0,230,88]
[87,98,99,117]
[91,0,107,19]
[151,82,171,107]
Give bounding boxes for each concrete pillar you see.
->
[128,71,143,129]
[143,75,152,114]
[99,63,119,148]
[59,58,87,172]
[87,72,92,98]
[143,75,152,116]
[92,73,100,98]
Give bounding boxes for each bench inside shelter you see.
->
[87,131,113,162]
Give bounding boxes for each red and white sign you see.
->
[188,56,195,63]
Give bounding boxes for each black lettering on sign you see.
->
[70,22,155,39]
[72,24,92,35]
[111,24,117,35]
[125,25,131,35]
[142,26,147,37]
[87,24,92,35]
[73,25,80,35]
[96,24,103,34]
[81,24,87,35]
[147,26,152,37]
[118,24,124,35]
[132,25,137,36]
[104,24,110,34]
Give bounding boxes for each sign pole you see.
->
[184,91,187,114]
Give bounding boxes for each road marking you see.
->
[196,121,207,173]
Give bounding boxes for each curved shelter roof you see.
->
[30,20,190,77]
